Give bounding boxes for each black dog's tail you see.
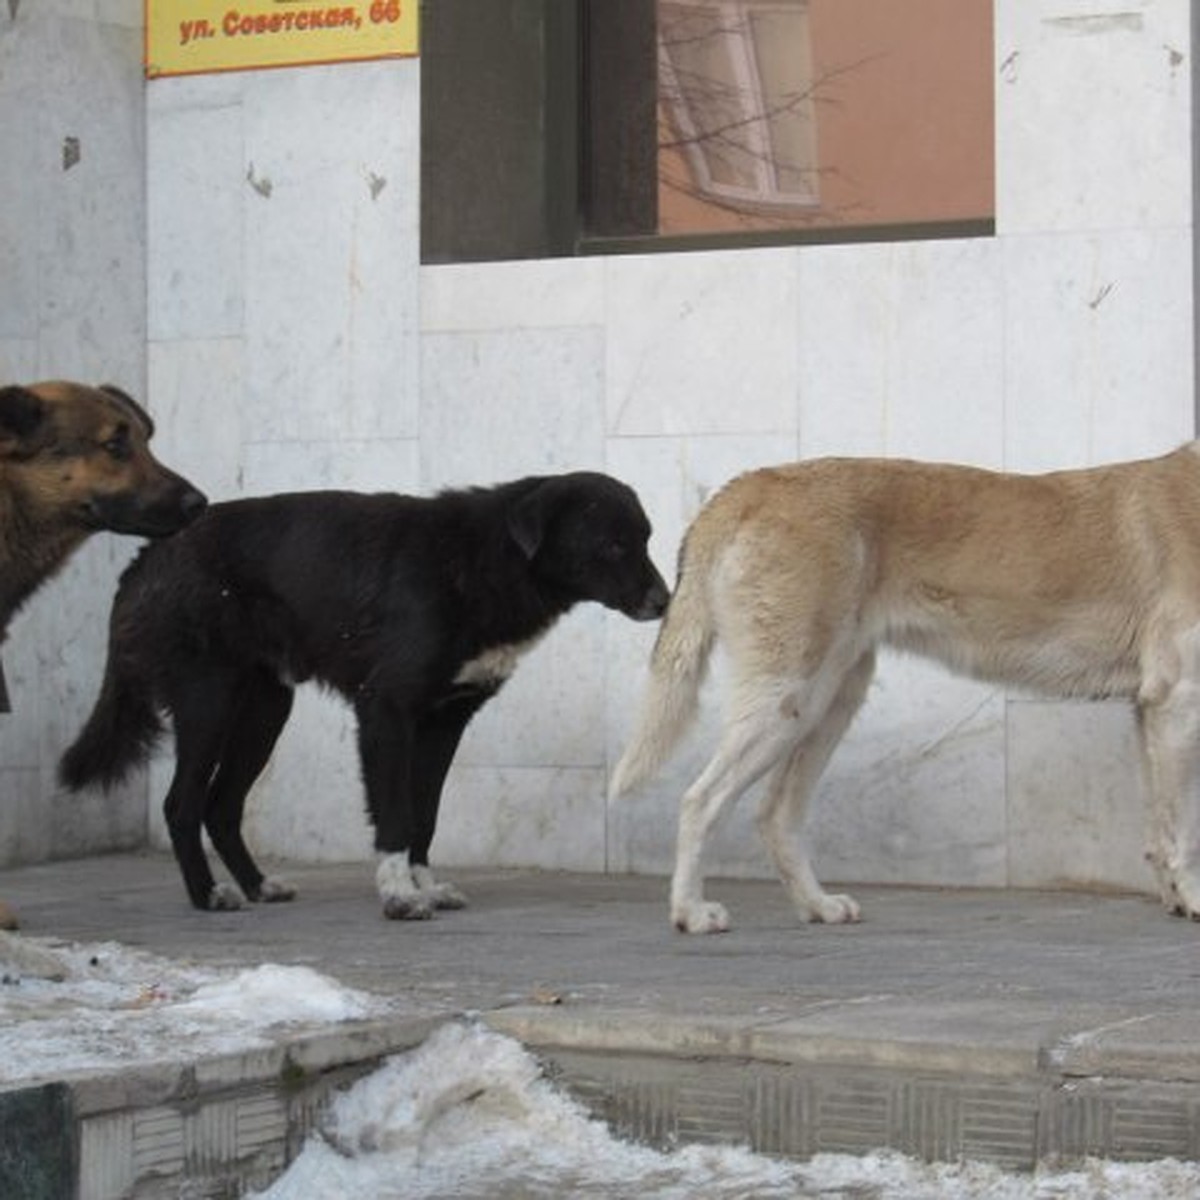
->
[59,642,163,793]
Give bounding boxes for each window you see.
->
[420,0,994,263]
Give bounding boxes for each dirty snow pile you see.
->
[251,1021,1200,1200]
[0,936,386,1083]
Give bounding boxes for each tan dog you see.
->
[0,380,206,930]
[612,446,1200,933]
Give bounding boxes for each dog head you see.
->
[0,381,207,537]
[508,472,670,621]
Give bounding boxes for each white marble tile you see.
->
[811,654,1008,888]
[0,341,38,382]
[147,100,245,341]
[799,238,1004,467]
[241,436,420,498]
[243,62,419,443]
[606,248,799,436]
[148,338,247,501]
[1007,699,1155,894]
[97,0,143,28]
[421,259,605,332]
[0,54,43,341]
[1003,229,1194,473]
[996,1,1191,235]
[797,242,893,459]
[37,164,145,382]
[419,329,606,489]
[27,17,144,208]
[433,766,607,873]
[876,239,1005,467]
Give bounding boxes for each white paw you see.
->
[255,876,296,903]
[806,891,862,924]
[672,900,731,934]
[382,894,435,921]
[411,865,468,910]
[426,882,468,911]
[208,883,245,911]
[1166,867,1200,920]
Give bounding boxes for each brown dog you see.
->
[0,380,206,928]
[613,447,1200,933]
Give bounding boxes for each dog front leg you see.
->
[358,694,432,920]
[1138,681,1200,919]
[407,696,490,912]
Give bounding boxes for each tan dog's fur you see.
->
[0,380,205,931]
[612,446,1200,933]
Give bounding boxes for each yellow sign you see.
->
[146,0,418,78]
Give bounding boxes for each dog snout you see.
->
[632,573,670,621]
[179,486,208,523]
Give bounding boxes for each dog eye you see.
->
[102,435,131,461]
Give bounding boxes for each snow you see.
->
[0,938,386,1083]
[2,936,1198,1198]
[252,1022,1200,1200]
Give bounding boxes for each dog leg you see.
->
[756,654,873,924]
[358,696,435,920]
[165,677,239,911]
[1138,669,1200,919]
[412,864,468,910]
[375,851,433,921]
[204,671,295,903]
[408,697,489,912]
[671,687,804,933]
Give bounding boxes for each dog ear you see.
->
[508,491,545,558]
[0,386,48,459]
[508,480,564,559]
[100,384,155,438]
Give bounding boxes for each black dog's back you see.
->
[61,474,669,916]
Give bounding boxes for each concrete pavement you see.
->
[3,852,1200,1196]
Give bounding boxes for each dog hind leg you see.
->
[670,679,817,934]
[756,652,874,924]
[164,673,242,911]
[205,670,295,903]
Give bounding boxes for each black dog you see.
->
[60,473,669,918]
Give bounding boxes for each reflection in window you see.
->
[659,1,819,214]
[655,0,994,239]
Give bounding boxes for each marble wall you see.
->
[0,0,149,863]
[3,1,1196,906]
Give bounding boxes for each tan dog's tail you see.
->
[610,521,719,797]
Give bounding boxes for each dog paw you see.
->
[411,865,468,910]
[426,882,468,910]
[208,883,245,911]
[382,894,435,921]
[807,892,862,924]
[672,900,731,934]
[1166,868,1200,920]
[253,876,297,903]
